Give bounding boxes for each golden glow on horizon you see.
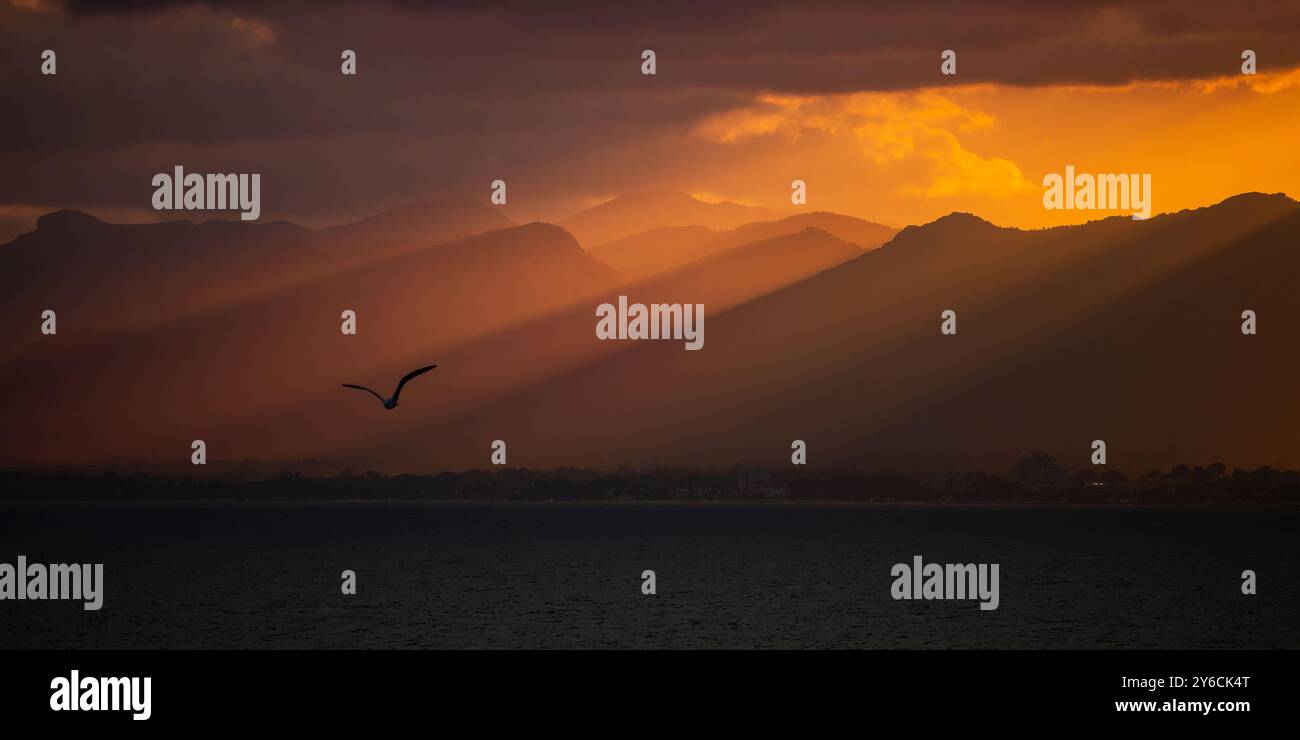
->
[686,68,1300,229]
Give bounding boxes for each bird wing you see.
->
[342,384,386,403]
[391,364,437,402]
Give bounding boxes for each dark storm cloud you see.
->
[3,0,1298,228]
[36,1,1300,96]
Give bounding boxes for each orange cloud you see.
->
[1194,67,1300,95]
[694,90,1030,200]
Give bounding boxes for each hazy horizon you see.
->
[12,186,1296,244]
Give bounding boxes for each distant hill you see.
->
[561,191,784,247]
[0,198,511,363]
[590,211,897,279]
[725,212,896,252]
[0,210,321,363]
[588,225,719,279]
[317,196,514,258]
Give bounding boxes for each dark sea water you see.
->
[0,502,1294,649]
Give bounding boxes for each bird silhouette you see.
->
[342,365,437,409]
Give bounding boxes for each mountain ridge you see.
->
[560,191,787,247]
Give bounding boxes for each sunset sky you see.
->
[4,0,1300,239]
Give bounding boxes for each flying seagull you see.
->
[342,365,437,409]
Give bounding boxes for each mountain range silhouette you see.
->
[0,191,1295,475]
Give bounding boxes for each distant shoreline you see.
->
[5,466,1295,509]
[1,497,1295,511]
